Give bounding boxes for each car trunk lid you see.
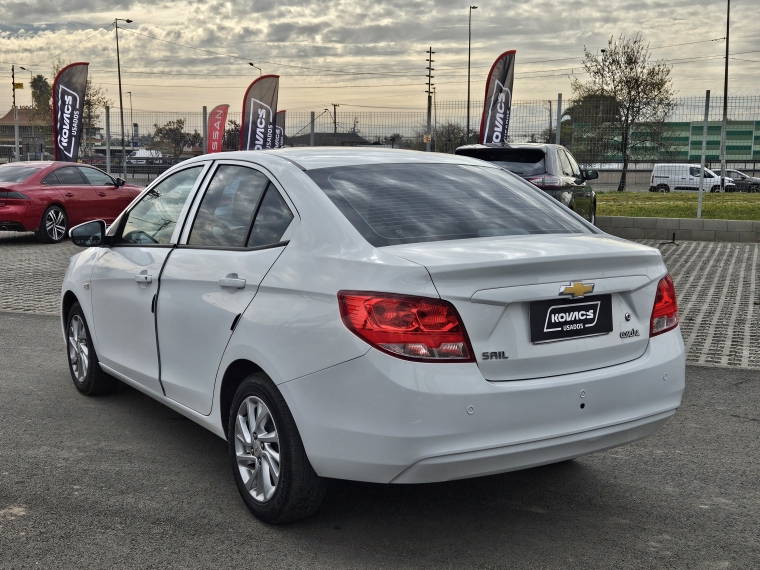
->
[384,234,666,381]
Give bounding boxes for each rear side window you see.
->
[247,187,294,248]
[307,163,594,247]
[455,148,546,176]
[0,166,40,183]
[188,165,269,247]
[53,167,87,185]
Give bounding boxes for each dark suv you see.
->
[455,143,598,224]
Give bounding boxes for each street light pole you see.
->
[126,91,133,146]
[114,18,132,179]
[467,5,477,143]
[720,0,730,192]
[248,62,262,76]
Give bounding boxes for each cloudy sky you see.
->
[0,0,758,114]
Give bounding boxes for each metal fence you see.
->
[2,95,760,191]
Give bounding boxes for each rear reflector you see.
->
[650,274,679,337]
[338,291,474,362]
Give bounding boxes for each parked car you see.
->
[721,168,760,193]
[127,149,164,165]
[455,144,597,224]
[62,148,684,523]
[0,161,142,243]
[649,164,736,193]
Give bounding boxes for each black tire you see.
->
[228,373,326,524]
[656,184,670,193]
[711,185,720,193]
[38,204,68,243]
[749,184,760,193]
[66,302,119,395]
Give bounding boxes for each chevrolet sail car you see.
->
[455,144,598,224]
[61,148,685,523]
[0,161,141,242]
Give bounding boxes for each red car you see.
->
[0,162,142,243]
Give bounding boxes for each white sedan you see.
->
[61,148,685,523]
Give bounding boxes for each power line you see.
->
[29,26,112,66]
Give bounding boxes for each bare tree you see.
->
[571,34,676,190]
[81,77,112,155]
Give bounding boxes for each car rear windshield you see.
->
[307,163,594,247]
[455,148,546,176]
[0,166,40,183]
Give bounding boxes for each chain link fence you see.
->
[2,95,759,191]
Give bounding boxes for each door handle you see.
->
[65,192,75,197]
[98,192,107,197]
[135,274,153,284]
[219,274,246,289]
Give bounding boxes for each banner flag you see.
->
[240,75,279,150]
[207,104,230,154]
[274,110,286,148]
[52,62,88,161]
[479,50,516,145]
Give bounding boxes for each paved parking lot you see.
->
[0,313,758,569]
[1,231,758,369]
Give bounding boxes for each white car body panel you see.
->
[60,148,686,485]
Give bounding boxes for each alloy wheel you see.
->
[46,208,66,241]
[68,315,89,382]
[234,396,281,503]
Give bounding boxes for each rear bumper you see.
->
[0,203,35,231]
[279,327,685,484]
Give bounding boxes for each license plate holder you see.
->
[530,294,613,343]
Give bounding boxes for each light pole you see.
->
[248,62,262,76]
[19,66,34,158]
[114,17,132,179]
[720,0,730,192]
[467,5,477,143]
[126,91,134,147]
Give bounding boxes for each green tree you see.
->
[152,119,187,158]
[224,119,240,150]
[571,34,676,190]
[81,77,112,155]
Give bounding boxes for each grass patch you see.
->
[597,192,760,220]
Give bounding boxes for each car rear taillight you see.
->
[650,274,679,337]
[526,175,562,188]
[338,291,474,362]
[0,190,29,207]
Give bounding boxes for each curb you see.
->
[597,216,759,242]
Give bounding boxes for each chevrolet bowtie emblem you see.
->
[559,282,595,298]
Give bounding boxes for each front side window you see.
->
[119,166,204,245]
[689,167,701,177]
[563,150,582,178]
[557,150,573,177]
[78,166,115,186]
[307,163,594,247]
[188,165,269,247]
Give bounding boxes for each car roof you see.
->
[183,147,494,171]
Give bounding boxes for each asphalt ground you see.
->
[1,312,758,569]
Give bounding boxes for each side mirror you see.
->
[70,220,107,247]
[115,177,126,187]
[583,169,599,181]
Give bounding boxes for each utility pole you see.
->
[12,66,19,162]
[467,6,478,143]
[331,103,339,145]
[547,100,553,143]
[426,47,435,152]
[719,0,730,192]
[114,18,132,179]
[698,91,710,219]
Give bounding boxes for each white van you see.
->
[126,149,164,165]
[649,164,735,193]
